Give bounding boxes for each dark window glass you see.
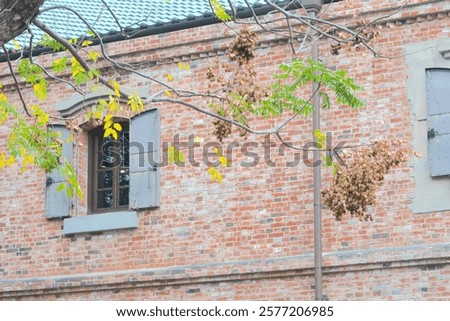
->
[97,190,113,208]
[89,122,129,213]
[119,188,129,206]
[98,170,113,189]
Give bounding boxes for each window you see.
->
[89,121,130,213]
[44,107,161,234]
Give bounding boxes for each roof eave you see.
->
[0,0,337,62]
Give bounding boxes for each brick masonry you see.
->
[0,0,449,300]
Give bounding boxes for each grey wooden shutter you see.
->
[426,69,450,177]
[129,109,160,209]
[45,125,73,218]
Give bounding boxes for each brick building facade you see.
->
[0,0,449,300]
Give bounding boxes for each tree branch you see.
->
[38,5,181,96]
[33,17,129,98]
[1,44,32,117]
[0,0,44,47]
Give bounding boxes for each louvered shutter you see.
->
[426,69,450,177]
[45,125,73,218]
[129,109,160,209]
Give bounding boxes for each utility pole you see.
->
[305,0,323,301]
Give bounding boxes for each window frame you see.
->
[88,120,130,214]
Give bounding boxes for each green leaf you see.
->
[177,62,190,71]
[17,59,43,84]
[107,97,120,112]
[218,156,229,167]
[104,114,113,123]
[33,79,48,101]
[323,154,333,167]
[208,166,223,183]
[57,162,83,199]
[38,34,66,51]
[70,58,81,75]
[168,146,185,165]
[168,146,175,164]
[81,40,93,47]
[211,0,232,22]
[57,183,65,192]
[0,102,64,176]
[314,129,326,149]
[257,58,365,119]
[13,40,22,50]
[128,93,144,112]
[87,30,97,38]
[113,122,122,132]
[109,80,121,98]
[320,92,331,109]
[88,69,100,79]
[103,128,114,138]
[177,149,185,163]
[103,120,113,129]
[30,105,49,125]
[51,56,68,73]
[74,72,88,85]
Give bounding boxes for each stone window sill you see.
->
[63,211,138,235]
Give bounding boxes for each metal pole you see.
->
[306,0,323,301]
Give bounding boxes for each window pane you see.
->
[121,132,130,167]
[119,188,129,206]
[99,136,116,168]
[119,168,129,186]
[98,133,129,168]
[97,190,113,209]
[98,170,113,189]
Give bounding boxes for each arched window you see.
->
[89,121,130,213]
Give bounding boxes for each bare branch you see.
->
[1,44,33,117]
[277,84,320,133]
[99,0,126,35]
[33,17,129,98]
[23,26,85,96]
[147,96,276,136]
[259,0,381,56]
[37,5,181,96]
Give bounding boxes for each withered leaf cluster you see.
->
[331,19,380,55]
[207,28,269,142]
[321,140,413,221]
[228,27,258,65]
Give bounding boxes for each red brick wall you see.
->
[0,0,449,300]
